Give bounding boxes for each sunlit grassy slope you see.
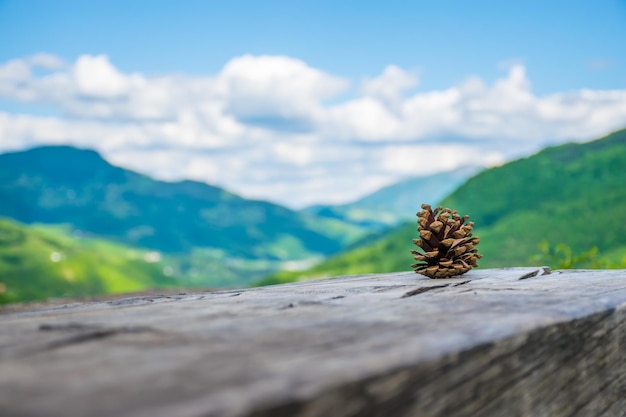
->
[0,217,177,304]
[0,215,362,304]
[257,128,626,285]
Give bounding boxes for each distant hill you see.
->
[303,167,477,228]
[0,217,176,304]
[0,146,364,258]
[258,128,626,284]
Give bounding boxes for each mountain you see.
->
[0,146,354,255]
[258,128,626,284]
[443,128,626,267]
[0,217,176,304]
[303,167,477,228]
[0,146,367,290]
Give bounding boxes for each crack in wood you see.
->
[402,284,450,298]
[518,267,552,280]
[38,323,158,351]
[279,300,326,309]
[106,294,189,306]
[402,280,469,298]
[39,323,156,333]
[39,322,102,332]
[43,329,120,351]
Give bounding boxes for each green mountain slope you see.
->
[259,128,626,284]
[0,146,350,258]
[0,217,176,304]
[303,167,476,228]
[444,128,626,266]
[0,146,368,285]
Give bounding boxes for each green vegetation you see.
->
[443,128,626,267]
[0,217,176,304]
[0,216,329,305]
[530,241,626,270]
[258,128,626,284]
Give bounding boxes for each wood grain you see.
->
[0,267,624,417]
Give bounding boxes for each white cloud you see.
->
[323,97,401,140]
[0,59,33,101]
[379,144,503,175]
[1,54,626,207]
[220,55,348,134]
[0,59,31,81]
[361,65,419,108]
[73,54,134,98]
[29,53,66,70]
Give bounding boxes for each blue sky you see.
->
[2,0,624,92]
[1,0,625,207]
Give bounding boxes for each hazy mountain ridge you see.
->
[303,167,478,228]
[258,128,626,284]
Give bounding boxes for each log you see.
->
[0,267,625,417]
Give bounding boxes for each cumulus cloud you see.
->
[361,65,419,108]
[73,54,135,98]
[1,53,626,207]
[222,54,348,127]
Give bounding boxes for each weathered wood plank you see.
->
[0,267,625,417]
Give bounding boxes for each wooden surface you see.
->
[0,267,625,417]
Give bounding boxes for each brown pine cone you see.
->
[411,203,482,278]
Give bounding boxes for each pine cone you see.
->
[411,203,482,278]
